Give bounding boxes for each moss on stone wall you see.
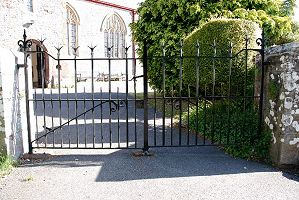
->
[268,78,280,100]
[0,136,6,156]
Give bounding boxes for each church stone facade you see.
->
[0,0,138,87]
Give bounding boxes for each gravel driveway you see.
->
[0,147,298,200]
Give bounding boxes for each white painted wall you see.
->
[0,48,30,158]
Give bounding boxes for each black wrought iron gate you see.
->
[18,30,265,154]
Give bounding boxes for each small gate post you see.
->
[18,30,33,154]
[143,40,149,153]
[25,51,33,154]
[258,28,266,139]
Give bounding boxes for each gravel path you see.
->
[0,147,298,200]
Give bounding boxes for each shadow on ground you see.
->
[18,146,296,183]
[27,91,299,183]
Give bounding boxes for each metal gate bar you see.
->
[18,29,265,154]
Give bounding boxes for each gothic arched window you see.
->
[102,13,127,58]
[66,4,80,56]
[27,0,33,12]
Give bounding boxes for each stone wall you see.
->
[265,43,299,165]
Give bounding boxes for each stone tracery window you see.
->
[102,14,126,58]
[27,0,33,12]
[66,4,80,56]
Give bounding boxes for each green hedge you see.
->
[183,19,259,96]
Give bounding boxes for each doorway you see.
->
[31,40,49,88]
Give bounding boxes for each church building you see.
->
[0,0,139,87]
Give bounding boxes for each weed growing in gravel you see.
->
[22,175,33,182]
[0,155,18,177]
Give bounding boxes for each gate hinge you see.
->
[17,64,26,68]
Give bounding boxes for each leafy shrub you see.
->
[131,0,298,93]
[183,19,259,96]
[185,100,271,161]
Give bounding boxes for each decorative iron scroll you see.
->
[18,30,32,51]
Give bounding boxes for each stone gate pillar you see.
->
[265,43,299,165]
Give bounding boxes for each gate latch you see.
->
[130,75,144,81]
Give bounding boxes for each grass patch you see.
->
[22,175,33,182]
[0,155,18,177]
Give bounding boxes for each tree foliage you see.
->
[131,0,298,92]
